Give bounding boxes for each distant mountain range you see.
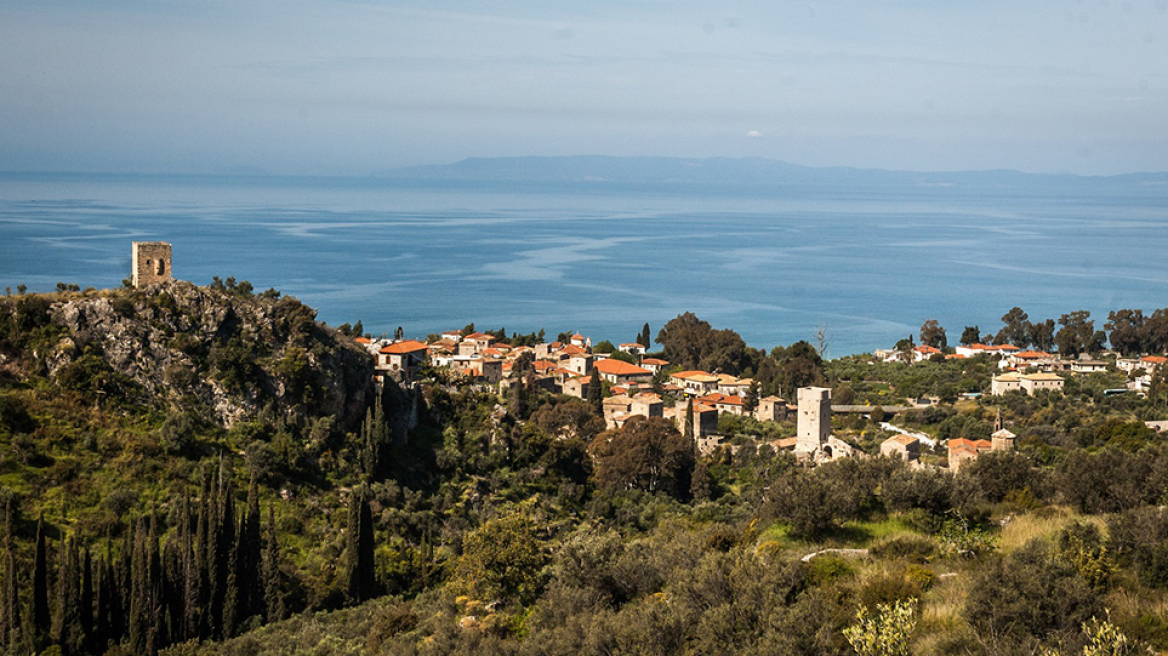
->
[385,155,1168,189]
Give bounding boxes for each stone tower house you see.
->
[131,242,172,288]
[796,387,832,452]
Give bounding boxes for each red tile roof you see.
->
[379,340,429,354]
[595,359,651,376]
[697,392,743,406]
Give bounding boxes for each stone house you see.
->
[754,395,787,422]
[670,371,720,396]
[880,434,920,462]
[377,340,429,384]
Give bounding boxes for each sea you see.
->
[2,170,1167,357]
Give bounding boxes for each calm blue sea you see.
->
[1,171,1166,357]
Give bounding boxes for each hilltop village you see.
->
[360,322,1167,474]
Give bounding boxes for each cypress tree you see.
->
[243,476,262,622]
[684,399,695,442]
[588,372,604,415]
[222,514,242,638]
[147,512,165,654]
[94,545,111,655]
[2,497,19,652]
[128,518,147,654]
[180,491,197,643]
[54,536,83,656]
[357,492,375,602]
[262,504,284,623]
[31,513,50,651]
[193,474,209,639]
[80,545,93,651]
[111,536,130,645]
[640,322,651,348]
[345,488,376,604]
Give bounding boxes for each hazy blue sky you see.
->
[2,0,1166,175]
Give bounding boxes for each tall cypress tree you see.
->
[193,474,209,640]
[94,545,111,655]
[243,477,262,623]
[684,399,695,442]
[345,488,376,604]
[262,504,284,623]
[1,497,19,652]
[639,322,651,348]
[147,512,165,654]
[30,513,51,651]
[80,545,93,652]
[588,372,604,415]
[128,518,147,654]
[213,477,234,639]
[55,536,83,656]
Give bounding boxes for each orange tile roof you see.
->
[594,359,651,376]
[698,392,743,406]
[379,340,429,354]
[1142,355,1167,364]
[559,345,588,356]
[354,336,371,344]
[1015,351,1053,359]
[914,345,942,354]
[948,438,992,451]
[641,358,670,366]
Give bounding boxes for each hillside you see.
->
[1,292,1168,655]
[388,155,1168,190]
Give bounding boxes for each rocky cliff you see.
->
[0,282,374,430]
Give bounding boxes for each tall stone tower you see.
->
[131,242,172,288]
[796,387,832,452]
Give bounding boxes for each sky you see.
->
[1,0,1166,176]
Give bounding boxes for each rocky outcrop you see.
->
[37,282,374,429]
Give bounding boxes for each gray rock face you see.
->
[43,282,374,429]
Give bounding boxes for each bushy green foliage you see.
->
[843,598,916,656]
[452,512,549,606]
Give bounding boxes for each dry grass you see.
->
[997,505,1106,553]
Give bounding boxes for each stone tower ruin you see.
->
[796,387,832,452]
[131,241,172,288]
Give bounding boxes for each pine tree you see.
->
[262,504,284,623]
